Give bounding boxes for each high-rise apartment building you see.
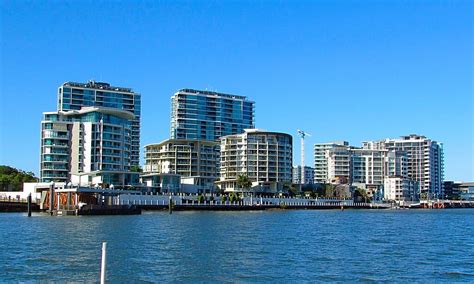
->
[314,141,350,183]
[170,89,255,140]
[292,166,314,185]
[143,139,220,190]
[40,107,135,185]
[217,129,292,193]
[363,134,444,198]
[57,81,141,165]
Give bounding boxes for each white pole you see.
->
[100,242,107,284]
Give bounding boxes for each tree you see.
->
[354,188,370,203]
[324,184,335,198]
[130,165,143,173]
[236,174,252,192]
[0,165,38,191]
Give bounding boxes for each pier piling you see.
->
[169,196,173,214]
[27,194,32,217]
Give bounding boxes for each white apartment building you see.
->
[314,141,350,183]
[217,129,293,193]
[57,81,141,166]
[40,107,135,186]
[143,139,219,191]
[326,145,352,184]
[384,177,419,201]
[363,134,444,198]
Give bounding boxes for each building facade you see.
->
[326,145,352,184]
[384,177,419,201]
[40,107,134,185]
[143,139,220,191]
[57,81,141,166]
[314,141,349,183]
[170,89,255,141]
[217,129,293,193]
[363,134,444,199]
[292,166,314,185]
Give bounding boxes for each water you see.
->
[0,209,473,283]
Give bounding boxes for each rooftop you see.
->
[63,80,134,93]
[176,88,250,101]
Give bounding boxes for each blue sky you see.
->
[0,0,472,181]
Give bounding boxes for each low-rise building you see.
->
[141,173,181,193]
[384,177,419,201]
[459,182,474,200]
[144,139,219,192]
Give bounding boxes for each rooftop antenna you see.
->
[297,130,312,186]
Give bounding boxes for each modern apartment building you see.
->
[57,81,141,166]
[143,139,220,191]
[363,134,444,198]
[292,166,314,185]
[351,149,387,185]
[170,89,255,141]
[314,141,349,183]
[217,129,292,193]
[40,107,135,185]
[326,144,353,184]
[384,177,419,201]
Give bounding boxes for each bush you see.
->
[197,194,204,204]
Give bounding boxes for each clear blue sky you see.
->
[0,0,472,181]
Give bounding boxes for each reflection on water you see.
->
[0,210,473,282]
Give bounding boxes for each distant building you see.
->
[363,134,444,199]
[217,129,293,193]
[314,138,422,201]
[40,107,135,186]
[384,177,419,201]
[314,141,349,183]
[143,139,220,192]
[170,89,255,141]
[459,182,474,200]
[57,81,141,165]
[326,144,352,184]
[444,181,474,200]
[443,181,462,200]
[292,166,314,184]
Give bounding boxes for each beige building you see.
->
[144,139,219,191]
[217,129,292,193]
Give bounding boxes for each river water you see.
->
[0,209,473,283]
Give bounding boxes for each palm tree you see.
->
[236,174,252,193]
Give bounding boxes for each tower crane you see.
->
[297,130,311,185]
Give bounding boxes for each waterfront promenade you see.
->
[2,193,473,213]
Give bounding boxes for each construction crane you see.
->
[297,130,311,185]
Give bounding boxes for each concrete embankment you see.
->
[0,201,40,212]
[138,204,389,211]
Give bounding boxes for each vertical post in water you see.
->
[27,193,32,217]
[169,195,173,214]
[49,182,54,215]
[100,242,107,284]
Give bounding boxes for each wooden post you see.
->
[49,183,54,215]
[169,196,173,214]
[27,193,32,217]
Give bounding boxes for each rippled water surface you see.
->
[1,209,473,282]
